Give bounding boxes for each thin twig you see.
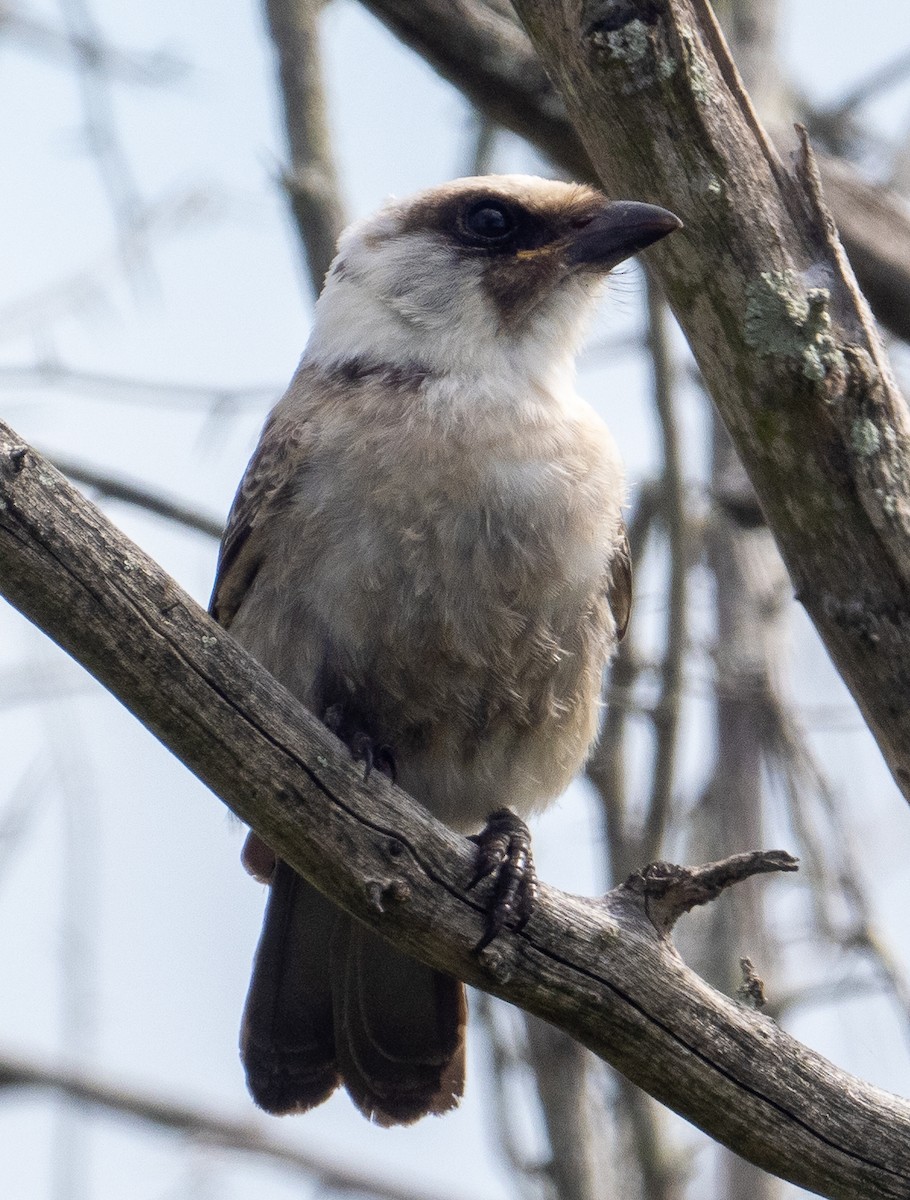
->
[763,695,910,1052]
[49,455,224,539]
[58,0,148,274]
[639,279,686,865]
[474,995,545,1200]
[0,756,54,894]
[0,362,279,412]
[468,111,499,176]
[615,1077,689,1200]
[263,0,346,297]
[587,481,660,883]
[0,1047,482,1200]
[0,188,225,342]
[1,3,187,84]
[828,45,910,119]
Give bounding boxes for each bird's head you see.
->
[304,175,680,382]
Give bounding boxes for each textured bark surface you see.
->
[508,0,910,807]
[2,430,910,1197]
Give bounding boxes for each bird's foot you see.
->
[349,732,397,783]
[323,707,397,783]
[468,808,537,951]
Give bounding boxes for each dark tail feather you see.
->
[240,859,341,1114]
[331,915,467,1126]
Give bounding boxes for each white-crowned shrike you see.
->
[210,174,681,1125]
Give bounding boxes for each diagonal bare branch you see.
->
[1,426,909,1198]
[510,0,910,807]
[0,1045,480,1200]
[49,454,224,539]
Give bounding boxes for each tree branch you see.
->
[0,1046,479,1200]
[1,430,910,1197]
[639,280,686,865]
[49,454,223,539]
[263,0,346,297]
[622,850,798,936]
[506,0,910,806]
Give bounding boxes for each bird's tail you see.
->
[240,857,467,1124]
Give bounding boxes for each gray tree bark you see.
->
[509,0,910,810]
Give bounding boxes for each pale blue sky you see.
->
[1,2,910,1197]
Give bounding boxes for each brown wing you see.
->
[209,405,308,629]
[607,523,632,641]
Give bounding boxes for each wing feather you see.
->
[607,523,632,641]
[209,405,309,628]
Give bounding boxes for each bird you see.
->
[209,174,680,1126]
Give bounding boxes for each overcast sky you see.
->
[2,2,910,1198]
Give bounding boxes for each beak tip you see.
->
[623,202,684,239]
[566,199,683,270]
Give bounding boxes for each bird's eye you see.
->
[462,200,517,243]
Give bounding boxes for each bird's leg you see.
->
[468,808,538,951]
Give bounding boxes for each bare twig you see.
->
[57,0,148,270]
[468,112,499,177]
[0,756,54,894]
[828,44,910,120]
[263,0,346,296]
[0,1046,481,1200]
[615,1078,689,1200]
[763,694,910,1049]
[587,481,660,881]
[475,995,544,1198]
[622,851,798,936]
[639,279,686,865]
[1,3,187,84]
[49,454,223,539]
[0,361,279,412]
[524,1014,612,1200]
[0,188,224,342]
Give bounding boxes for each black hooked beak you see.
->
[566,201,682,271]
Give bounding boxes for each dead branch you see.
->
[621,851,798,936]
[1,429,910,1198]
